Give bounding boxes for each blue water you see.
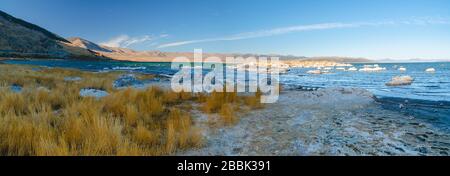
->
[279,62,450,131]
[3,59,450,130]
[3,59,179,75]
[283,62,450,102]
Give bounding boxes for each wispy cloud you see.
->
[101,34,169,48]
[100,35,130,48]
[158,17,450,48]
[159,34,170,38]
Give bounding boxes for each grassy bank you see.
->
[0,64,263,156]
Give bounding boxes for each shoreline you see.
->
[3,60,449,110]
[181,88,450,156]
[0,63,449,156]
[3,57,449,64]
[4,59,450,121]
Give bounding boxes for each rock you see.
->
[307,70,322,74]
[425,68,436,73]
[386,76,414,86]
[151,77,161,82]
[32,67,42,71]
[347,67,358,71]
[79,88,109,98]
[359,65,386,72]
[37,87,50,92]
[10,84,22,93]
[113,74,143,88]
[64,76,82,82]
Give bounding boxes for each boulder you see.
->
[386,76,414,86]
[425,68,436,73]
[359,66,386,72]
[113,74,143,88]
[79,88,109,98]
[307,70,322,74]
[37,87,50,92]
[347,67,358,71]
[64,76,82,82]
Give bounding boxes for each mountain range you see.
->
[0,10,371,63]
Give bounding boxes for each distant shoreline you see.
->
[2,57,448,64]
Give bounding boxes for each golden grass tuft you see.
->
[0,64,263,156]
[243,89,264,109]
[201,91,238,113]
[200,88,262,124]
[220,103,237,125]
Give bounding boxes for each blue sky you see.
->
[1,0,450,60]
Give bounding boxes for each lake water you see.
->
[284,62,450,101]
[282,62,450,131]
[3,59,450,130]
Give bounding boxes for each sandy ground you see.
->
[180,87,450,156]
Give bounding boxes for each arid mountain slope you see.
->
[67,37,112,53]
[0,10,102,59]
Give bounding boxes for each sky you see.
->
[1,0,450,60]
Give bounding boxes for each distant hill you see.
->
[78,40,370,62]
[0,10,103,59]
[374,58,450,63]
[301,57,371,63]
[404,58,449,62]
[67,37,112,53]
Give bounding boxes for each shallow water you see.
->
[283,62,450,132]
[283,62,450,102]
[3,59,178,75]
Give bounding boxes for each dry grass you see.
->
[200,87,264,124]
[243,89,264,109]
[0,64,264,156]
[220,104,237,125]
